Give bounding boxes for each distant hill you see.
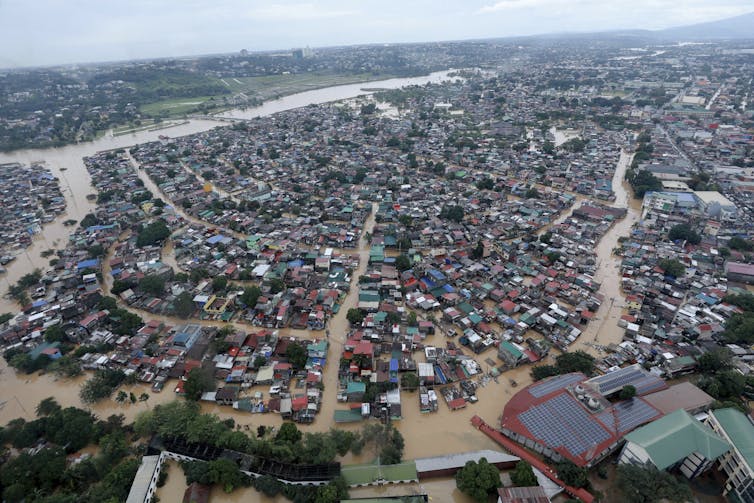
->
[654,11,754,40]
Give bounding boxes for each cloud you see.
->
[477,0,571,14]
[246,3,356,21]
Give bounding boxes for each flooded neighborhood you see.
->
[1,32,754,503]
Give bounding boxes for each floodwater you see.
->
[0,72,641,502]
[571,151,640,354]
[219,70,461,121]
[0,119,223,314]
[0,69,459,315]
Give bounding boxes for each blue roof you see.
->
[85,224,116,233]
[696,293,718,305]
[110,268,122,277]
[207,235,226,244]
[288,259,304,267]
[32,299,47,308]
[428,269,446,280]
[421,277,436,289]
[442,284,455,293]
[389,359,399,371]
[76,259,100,270]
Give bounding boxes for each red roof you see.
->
[291,396,308,411]
[448,398,467,410]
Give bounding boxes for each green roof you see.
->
[624,409,730,470]
[334,409,364,423]
[499,341,523,359]
[346,382,366,394]
[711,408,754,470]
[341,462,418,486]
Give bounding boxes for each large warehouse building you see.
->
[499,366,687,468]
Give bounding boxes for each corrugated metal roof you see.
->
[624,409,730,470]
[711,408,754,470]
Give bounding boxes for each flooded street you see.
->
[571,151,640,354]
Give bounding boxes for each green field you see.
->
[139,72,396,118]
[140,96,222,117]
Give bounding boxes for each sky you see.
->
[0,0,752,68]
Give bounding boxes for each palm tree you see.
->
[138,393,150,408]
[115,390,128,404]
[35,397,61,417]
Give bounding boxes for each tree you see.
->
[347,308,365,326]
[555,351,595,376]
[556,460,588,488]
[627,170,662,198]
[136,219,170,247]
[616,464,692,502]
[115,390,128,404]
[525,187,540,199]
[139,275,165,296]
[36,397,61,417]
[286,343,308,370]
[407,311,418,326]
[276,422,302,445]
[470,240,484,259]
[401,372,419,390]
[722,313,754,344]
[184,367,215,401]
[455,458,501,502]
[722,293,754,312]
[207,458,244,493]
[139,393,150,405]
[697,348,733,373]
[668,223,701,245]
[440,205,464,223]
[511,461,538,487]
[44,325,67,343]
[728,236,754,252]
[239,285,261,307]
[212,276,228,292]
[80,368,127,403]
[314,477,349,503]
[268,278,285,294]
[658,258,685,278]
[531,365,559,381]
[395,254,411,271]
[619,385,637,400]
[173,291,195,318]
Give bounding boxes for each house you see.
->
[498,341,527,368]
[705,408,754,502]
[182,482,210,503]
[497,486,550,503]
[619,409,730,479]
[215,386,239,406]
[725,262,754,284]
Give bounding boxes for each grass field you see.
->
[140,96,222,117]
[139,72,395,118]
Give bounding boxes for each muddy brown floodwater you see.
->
[571,151,639,355]
[0,78,639,503]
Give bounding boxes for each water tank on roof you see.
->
[587,397,600,410]
[574,384,585,396]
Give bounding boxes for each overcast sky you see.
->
[1,0,752,68]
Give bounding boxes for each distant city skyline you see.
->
[1,0,752,68]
